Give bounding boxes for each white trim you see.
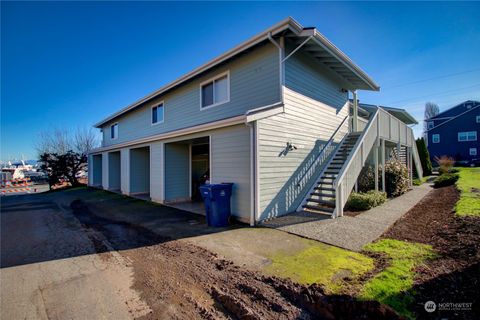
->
[151,101,165,125]
[208,135,212,184]
[188,143,192,199]
[254,121,260,221]
[249,123,255,226]
[90,115,245,154]
[110,123,118,140]
[199,71,230,110]
[458,131,477,142]
[426,104,480,132]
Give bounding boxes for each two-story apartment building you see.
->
[89,17,422,225]
[426,100,480,163]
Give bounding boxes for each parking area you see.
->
[1,187,399,319]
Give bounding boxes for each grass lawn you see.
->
[360,239,437,319]
[455,167,480,216]
[265,238,374,294]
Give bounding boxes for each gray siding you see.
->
[108,151,121,190]
[285,44,348,109]
[211,125,251,221]
[129,147,150,193]
[101,43,280,147]
[257,87,349,221]
[164,143,190,201]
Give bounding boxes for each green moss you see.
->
[361,239,437,319]
[266,240,374,293]
[455,167,480,216]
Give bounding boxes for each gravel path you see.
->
[262,184,432,251]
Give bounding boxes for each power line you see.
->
[383,67,480,89]
[384,83,480,105]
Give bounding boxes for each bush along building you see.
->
[88,17,423,225]
[425,100,480,164]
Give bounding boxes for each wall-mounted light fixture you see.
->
[286,142,297,151]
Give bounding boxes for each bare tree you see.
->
[35,126,100,158]
[35,127,72,156]
[423,102,440,136]
[73,127,100,156]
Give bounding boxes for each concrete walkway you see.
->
[262,183,432,251]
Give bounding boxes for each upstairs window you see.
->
[476,115,480,123]
[432,134,440,143]
[458,131,477,142]
[427,121,434,129]
[110,123,118,140]
[152,103,164,125]
[200,72,229,109]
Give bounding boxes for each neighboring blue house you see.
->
[426,100,480,163]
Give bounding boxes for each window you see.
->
[432,134,440,143]
[152,103,164,125]
[476,115,480,123]
[458,131,477,142]
[200,72,229,109]
[427,121,434,129]
[470,148,477,156]
[110,123,118,140]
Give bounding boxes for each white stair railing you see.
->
[333,107,420,218]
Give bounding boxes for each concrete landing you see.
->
[262,183,432,251]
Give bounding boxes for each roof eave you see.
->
[311,31,380,92]
[94,17,301,128]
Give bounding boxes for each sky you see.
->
[2,1,480,161]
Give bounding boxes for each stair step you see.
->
[309,194,335,201]
[328,164,342,168]
[307,198,335,206]
[324,170,340,174]
[313,187,335,192]
[303,205,335,214]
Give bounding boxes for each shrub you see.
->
[448,168,459,173]
[415,138,432,176]
[435,155,455,174]
[346,191,387,211]
[384,159,409,197]
[433,173,459,188]
[412,179,423,186]
[357,165,376,192]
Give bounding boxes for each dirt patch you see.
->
[381,186,480,319]
[70,199,403,320]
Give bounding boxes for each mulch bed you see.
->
[381,185,480,319]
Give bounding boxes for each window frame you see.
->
[427,121,434,129]
[470,148,477,156]
[432,134,440,143]
[151,101,165,125]
[458,131,477,142]
[199,71,230,110]
[476,115,480,123]
[110,123,118,140]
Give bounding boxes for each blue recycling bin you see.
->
[199,183,233,227]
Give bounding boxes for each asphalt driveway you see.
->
[0,187,398,319]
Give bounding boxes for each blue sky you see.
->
[2,1,479,160]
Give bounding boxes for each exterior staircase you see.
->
[302,132,361,216]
